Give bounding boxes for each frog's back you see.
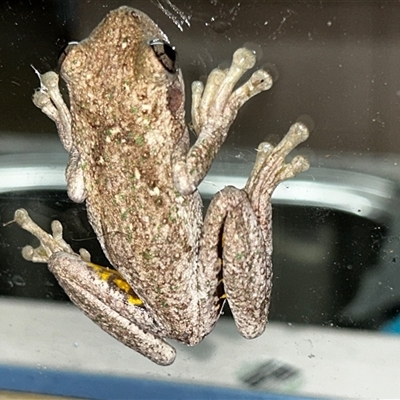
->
[84,133,204,343]
[62,7,206,342]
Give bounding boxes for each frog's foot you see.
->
[174,48,273,195]
[246,121,310,219]
[32,70,85,203]
[191,48,273,134]
[13,208,84,263]
[32,69,72,152]
[13,208,176,365]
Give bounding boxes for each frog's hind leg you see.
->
[13,209,176,366]
[198,122,310,340]
[50,254,176,366]
[222,195,271,338]
[225,121,310,339]
[197,187,261,338]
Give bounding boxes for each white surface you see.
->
[1,297,399,398]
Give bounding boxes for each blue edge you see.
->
[0,364,316,400]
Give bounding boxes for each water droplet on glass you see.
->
[209,19,232,34]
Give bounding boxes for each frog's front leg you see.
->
[173,48,274,194]
[32,71,85,203]
[13,209,176,366]
[197,122,310,340]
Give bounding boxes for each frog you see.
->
[13,6,310,365]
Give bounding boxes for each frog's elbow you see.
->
[173,162,197,195]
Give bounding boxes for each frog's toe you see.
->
[230,68,273,109]
[21,244,49,263]
[283,155,310,179]
[32,90,54,114]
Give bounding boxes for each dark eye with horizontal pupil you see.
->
[149,40,178,74]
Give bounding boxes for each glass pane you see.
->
[1,1,399,398]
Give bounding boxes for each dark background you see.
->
[1,0,400,154]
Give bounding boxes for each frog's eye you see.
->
[57,41,78,69]
[149,40,178,74]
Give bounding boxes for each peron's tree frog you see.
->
[13,6,310,365]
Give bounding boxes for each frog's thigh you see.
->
[198,186,250,338]
[223,194,271,339]
[48,253,176,366]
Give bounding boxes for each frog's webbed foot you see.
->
[245,121,310,237]
[13,209,176,366]
[191,48,273,134]
[32,70,85,203]
[32,69,72,152]
[13,208,84,263]
[247,121,310,202]
[174,48,273,195]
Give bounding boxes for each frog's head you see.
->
[58,7,185,128]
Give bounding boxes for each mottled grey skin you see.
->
[15,7,310,365]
